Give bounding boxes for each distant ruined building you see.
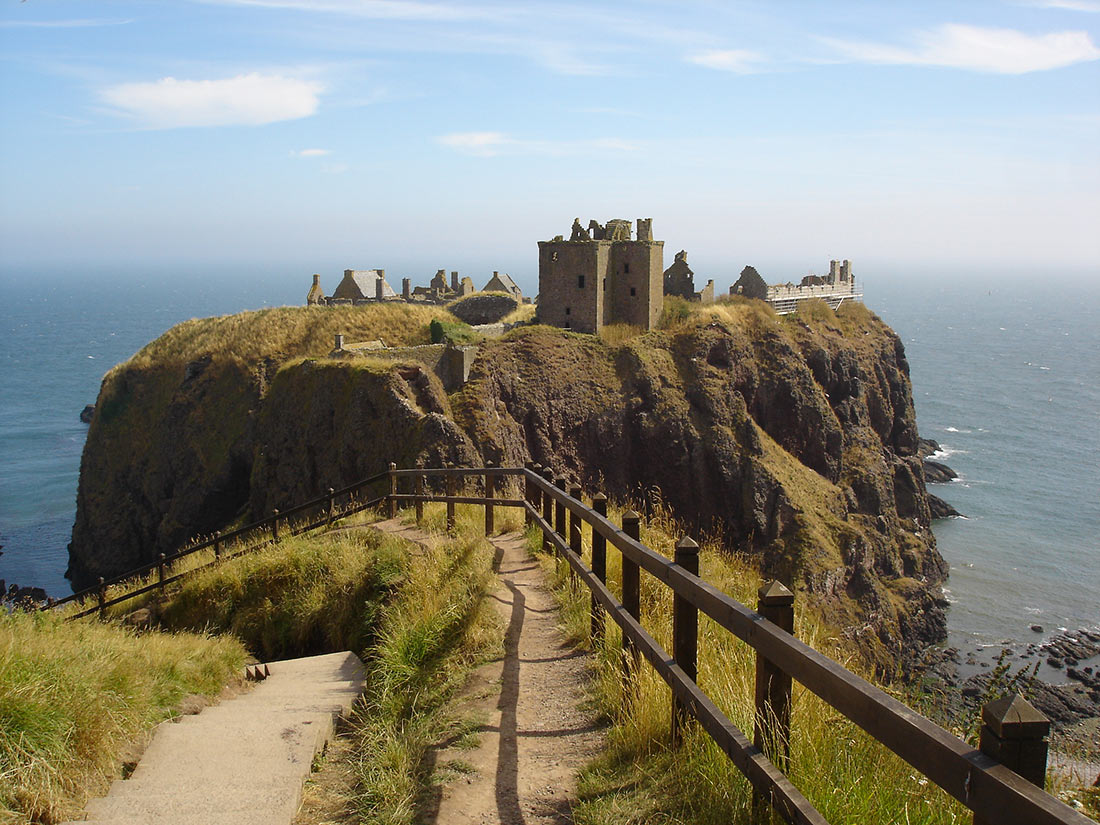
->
[537,217,664,334]
[731,259,861,314]
[307,267,525,307]
[662,250,714,304]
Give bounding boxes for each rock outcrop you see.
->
[69,299,949,675]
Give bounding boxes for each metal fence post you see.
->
[414,473,424,524]
[484,465,495,536]
[272,509,280,543]
[97,577,106,620]
[672,537,700,747]
[621,511,641,678]
[446,474,456,534]
[590,493,608,644]
[214,531,222,561]
[327,487,335,527]
[974,695,1050,825]
[158,553,166,593]
[388,462,398,519]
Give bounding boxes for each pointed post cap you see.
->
[982,694,1050,739]
[758,580,794,606]
[675,536,699,556]
[569,483,582,497]
[621,509,640,522]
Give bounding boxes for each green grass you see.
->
[346,502,508,823]
[158,528,404,660]
[526,499,976,825]
[0,611,246,824]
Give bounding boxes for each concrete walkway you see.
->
[65,651,366,825]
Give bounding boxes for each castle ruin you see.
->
[537,217,664,334]
[731,260,861,314]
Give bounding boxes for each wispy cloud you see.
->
[0,18,133,28]
[99,73,324,128]
[195,0,493,21]
[1023,0,1100,11]
[687,49,766,73]
[825,24,1100,73]
[437,131,638,157]
[294,148,331,157]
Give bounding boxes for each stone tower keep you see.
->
[537,217,664,334]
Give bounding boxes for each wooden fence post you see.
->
[388,462,398,519]
[272,509,280,543]
[590,493,608,644]
[214,531,222,560]
[554,477,567,541]
[414,473,424,524]
[568,483,582,588]
[327,487,335,527]
[158,554,166,593]
[753,580,795,819]
[97,577,106,620]
[541,467,554,554]
[671,537,700,748]
[446,474,456,534]
[484,465,495,536]
[525,463,538,528]
[974,695,1050,825]
[621,511,642,678]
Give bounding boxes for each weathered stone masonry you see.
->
[537,217,664,334]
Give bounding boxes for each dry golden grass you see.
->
[0,612,245,824]
[123,303,459,371]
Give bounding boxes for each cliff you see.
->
[69,298,947,674]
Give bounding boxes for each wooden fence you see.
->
[54,462,1092,824]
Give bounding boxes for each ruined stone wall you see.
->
[608,241,663,329]
[537,240,608,333]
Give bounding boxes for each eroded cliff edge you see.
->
[70,299,947,674]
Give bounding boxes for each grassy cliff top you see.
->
[123,303,460,372]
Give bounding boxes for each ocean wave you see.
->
[929,447,968,459]
[943,426,973,434]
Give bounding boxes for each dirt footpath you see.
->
[420,531,603,825]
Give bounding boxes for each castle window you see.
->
[603,278,607,290]
[624,262,630,274]
[564,321,571,329]
[630,287,637,297]
[578,275,585,288]
[565,307,571,316]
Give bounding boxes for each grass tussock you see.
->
[158,529,404,660]
[499,302,536,325]
[0,611,246,824]
[527,499,973,825]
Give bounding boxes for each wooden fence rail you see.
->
[52,461,1090,824]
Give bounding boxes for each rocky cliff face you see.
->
[69,299,947,674]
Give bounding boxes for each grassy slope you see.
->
[0,613,246,824]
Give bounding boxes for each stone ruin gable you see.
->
[537,217,664,334]
[730,265,769,301]
[662,250,713,303]
[483,270,522,300]
[331,269,397,301]
[306,274,325,306]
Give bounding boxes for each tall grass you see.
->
[0,611,246,824]
[348,502,505,823]
[527,499,973,824]
[158,529,404,660]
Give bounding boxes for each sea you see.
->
[1,270,1097,668]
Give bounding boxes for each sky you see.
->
[1,0,1098,295]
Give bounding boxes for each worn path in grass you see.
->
[372,519,604,825]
